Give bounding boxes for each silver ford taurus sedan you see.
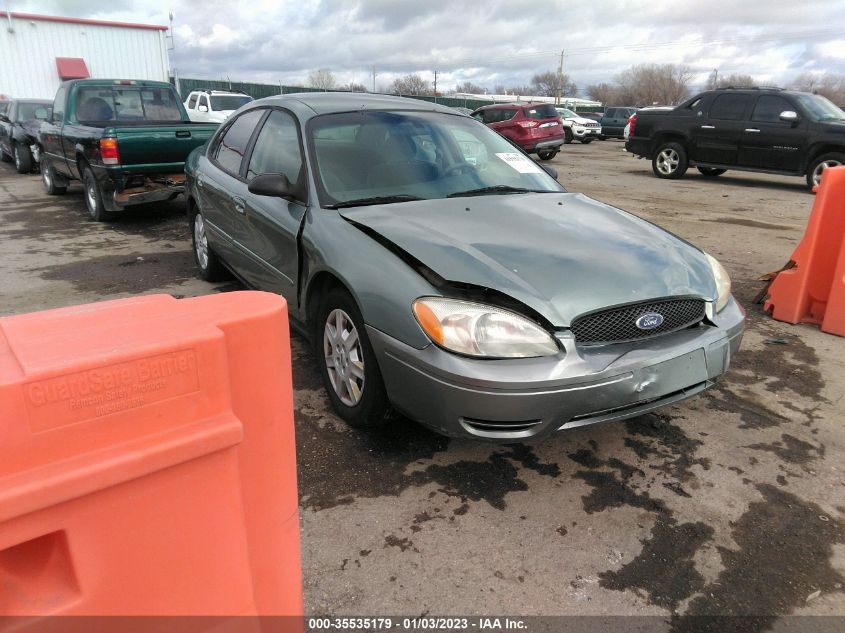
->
[185,93,744,440]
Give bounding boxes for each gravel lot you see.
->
[1,140,844,625]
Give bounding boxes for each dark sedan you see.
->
[184,93,744,440]
[0,99,51,173]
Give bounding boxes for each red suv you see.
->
[471,103,565,160]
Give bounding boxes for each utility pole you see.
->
[556,49,564,105]
[372,66,377,93]
[433,70,437,103]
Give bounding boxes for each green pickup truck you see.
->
[39,79,219,221]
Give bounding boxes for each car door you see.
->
[601,108,617,135]
[0,101,12,156]
[198,108,268,274]
[185,92,199,122]
[691,93,752,166]
[236,108,308,301]
[40,86,70,176]
[738,94,806,172]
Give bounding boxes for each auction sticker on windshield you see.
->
[495,152,543,174]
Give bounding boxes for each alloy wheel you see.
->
[656,148,679,175]
[813,159,842,187]
[323,308,365,406]
[194,213,209,270]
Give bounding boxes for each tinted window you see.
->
[214,109,265,175]
[247,110,303,185]
[751,96,794,123]
[188,94,198,109]
[709,94,751,120]
[604,108,616,118]
[16,103,50,122]
[522,104,558,119]
[211,95,252,111]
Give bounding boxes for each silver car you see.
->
[185,93,744,441]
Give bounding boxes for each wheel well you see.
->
[76,153,89,178]
[651,133,686,153]
[185,194,197,217]
[304,272,350,330]
[807,145,845,168]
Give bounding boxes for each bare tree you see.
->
[504,85,534,97]
[390,74,431,96]
[454,80,487,94]
[707,72,757,89]
[791,72,845,104]
[586,82,619,105]
[531,70,577,97]
[308,68,337,90]
[614,64,693,106]
[340,82,368,93]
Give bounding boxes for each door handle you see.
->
[232,196,246,214]
[700,125,715,129]
[745,128,761,133]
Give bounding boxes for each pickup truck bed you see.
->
[39,79,219,220]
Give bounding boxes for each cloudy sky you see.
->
[9,0,845,94]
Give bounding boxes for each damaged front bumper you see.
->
[367,296,745,440]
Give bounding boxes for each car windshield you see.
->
[76,87,183,122]
[794,93,845,121]
[556,108,577,119]
[308,110,563,208]
[210,95,252,111]
[16,103,50,122]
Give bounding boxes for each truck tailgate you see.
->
[108,124,218,173]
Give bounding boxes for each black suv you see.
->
[626,87,845,190]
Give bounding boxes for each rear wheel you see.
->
[14,144,33,174]
[0,148,11,163]
[807,152,845,190]
[41,158,67,195]
[190,207,229,281]
[83,166,116,221]
[697,166,726,177]
[652,141,688,179]
[316,287,391,428]
[563,128,574,144]
[537,149,558,161]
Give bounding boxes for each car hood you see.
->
[340,192,717,326]
[19,120,42,139]
[568,116,594,125]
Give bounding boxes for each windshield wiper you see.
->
[326,194,424,209]
[447,185,546,198]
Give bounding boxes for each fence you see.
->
[171,77,521,112]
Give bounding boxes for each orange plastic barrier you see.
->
[0,292,302,621]
[764,165,845,336]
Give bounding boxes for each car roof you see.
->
[250,92,461,116]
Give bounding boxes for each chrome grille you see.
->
[571,299,706,345]
[585,121,599,128]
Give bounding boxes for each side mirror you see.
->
[248,173,297,200]
[779,110,799,125]
[541,164,558,179]
[198,104,209,113]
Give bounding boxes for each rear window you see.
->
[522,104,559,119]
[76,87,183,122]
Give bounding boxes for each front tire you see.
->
[41,158,67,195]
[14,144,33,174]
[0,148,11,163]
[537,149,558,161]
[579,137,594,144]
[83,166,115,221]
[190,207,230,281]
[563,128,573,144]
[316,287,391,428]
[697,166,726,177]
[652,141,688,179]
[807,152,845,190]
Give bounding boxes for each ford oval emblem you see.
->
[636,312,664,330]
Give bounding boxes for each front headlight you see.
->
[412,297,560,358]
[705,252,731,312]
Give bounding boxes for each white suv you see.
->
[555,108,602,144]
[183,90,253,123]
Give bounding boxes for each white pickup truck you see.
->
[555,108,602,144]
[183,90,253,123]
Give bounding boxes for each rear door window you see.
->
[751,95,794,123]
[213,109,266,176]
[709,94,752,121]
[604,108,616,119]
